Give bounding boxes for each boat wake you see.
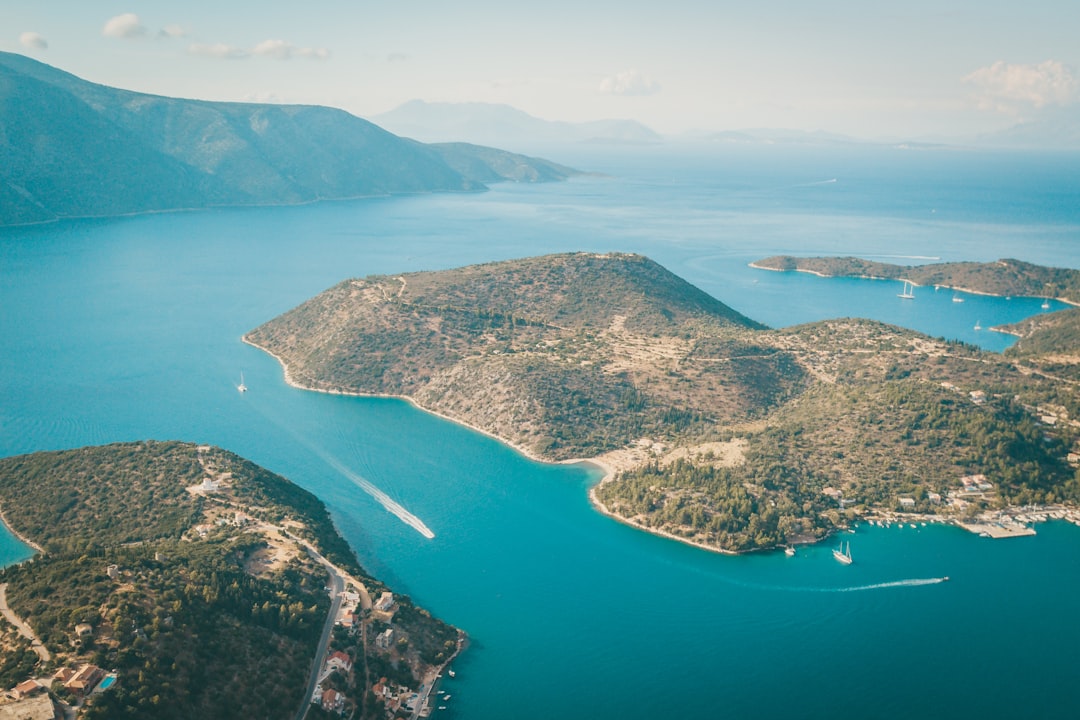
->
[314,451,436,539]
[244,398,435,539]
[770,577,948,593]
[832,577,947,592]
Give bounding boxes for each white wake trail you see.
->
[834,577,946,592]
[315,450,436,539]
[757,577,949,594]
[243,393,435,539]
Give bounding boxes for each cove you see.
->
[2,145,1080,718]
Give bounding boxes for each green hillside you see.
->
[248,254,1080,553]
[0,442,456,720]
[753,255,1080,303]
[0,52,577,226]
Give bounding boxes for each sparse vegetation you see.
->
[753,255,1080,303]
[247,253,1080,553]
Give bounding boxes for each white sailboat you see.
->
[952,293,964,303]
[1042,299,1051,310]
[974,320,982,331]
[832,541,852,565]
[898,281,915,299]
[237,372,247,393]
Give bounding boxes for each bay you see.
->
[2,144,1079,718]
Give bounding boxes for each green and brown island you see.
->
[750,255,1080,305]
[244,252,1080,554]
[0,441,460,720]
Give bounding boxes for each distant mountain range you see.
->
[0,53,577,226]
[974,107,1080,150]
[371,100,662,151]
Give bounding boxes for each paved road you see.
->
[0,582,51,662]
[294,554,345,720]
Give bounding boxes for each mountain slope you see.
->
[246,252,768,460]
[246,253,1080,553]
[0,52,576,226]
[371,99,662,150]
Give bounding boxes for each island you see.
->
[750,255,1080,305]
[0,441,461,720]
[244,252,1080,554]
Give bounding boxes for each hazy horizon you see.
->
[4,1,1079,144]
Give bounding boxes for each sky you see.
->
[3,1,1079,140]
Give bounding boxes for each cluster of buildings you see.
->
[53,663,107,695]
[371,678,426,717]
[312,650,354,715]
[1,664,113,720]
[312,584,435,719]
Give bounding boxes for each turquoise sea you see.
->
[2,144,1079,718]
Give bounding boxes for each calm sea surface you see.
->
[2,145,1079,718]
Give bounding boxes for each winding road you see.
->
[0,582,51,662]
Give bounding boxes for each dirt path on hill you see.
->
[0,583,51,662]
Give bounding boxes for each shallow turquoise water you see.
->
[2,145,1079,718]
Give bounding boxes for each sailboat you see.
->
[898,281,915,299]
[832,541,852,565]
[1042,299,1051,310]
[237,372,247,393]
[974,320,982,331]
[952,293,964,303]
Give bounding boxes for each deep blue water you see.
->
[2,145,1079,718]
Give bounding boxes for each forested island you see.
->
[245,252,1080,554]
[0,441,459,720]
[751,255,1080,305]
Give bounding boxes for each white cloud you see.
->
[252,39,330,61]
[187,42,249,60]
[964,60,1077,114]
[19,31,47,50]
[102,13,147,39]
[598,69,661,97]
[160,24,188,39]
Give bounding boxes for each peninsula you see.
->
[245,252,1080,554]
[0,441,460,720]
[750,255,1080,305]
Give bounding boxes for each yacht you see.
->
[832,541,853,565]
[898,281,915,299]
